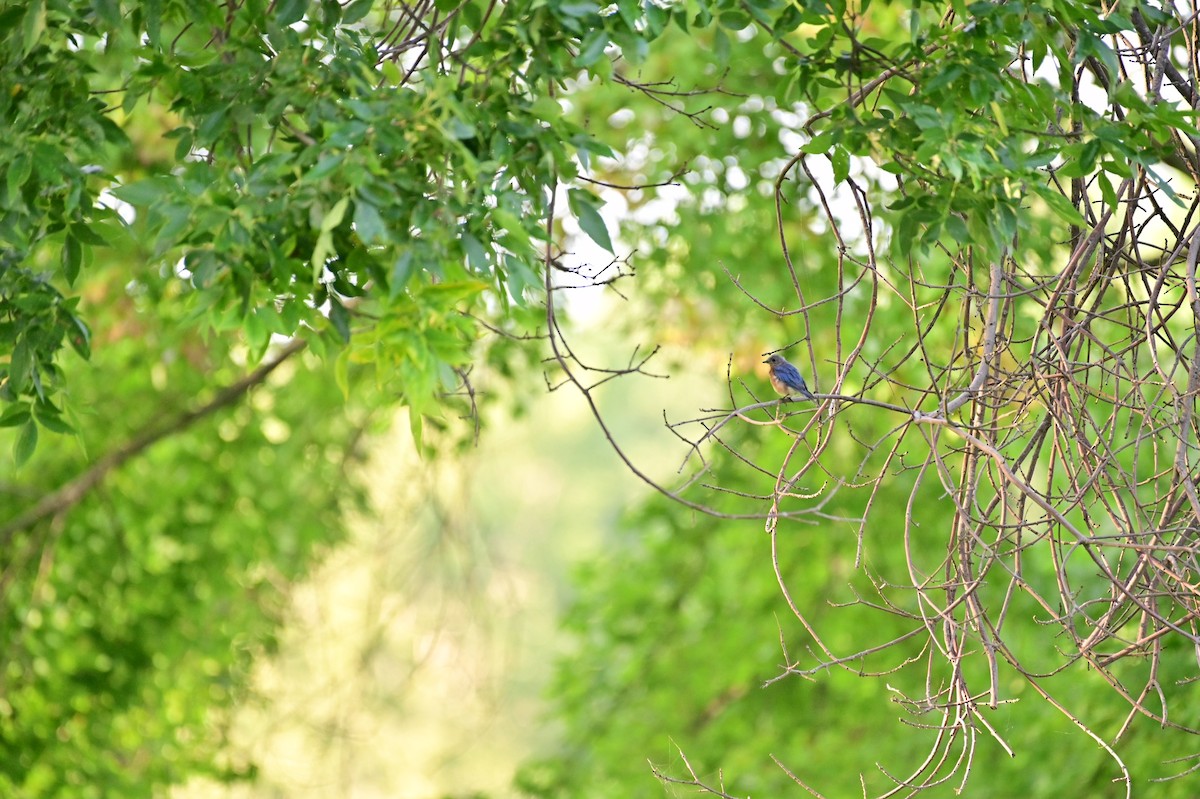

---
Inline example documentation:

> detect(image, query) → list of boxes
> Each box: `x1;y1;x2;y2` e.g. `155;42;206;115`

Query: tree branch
0;338;308;545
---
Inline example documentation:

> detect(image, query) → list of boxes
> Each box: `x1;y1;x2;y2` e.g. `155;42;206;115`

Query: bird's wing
778;362;805;387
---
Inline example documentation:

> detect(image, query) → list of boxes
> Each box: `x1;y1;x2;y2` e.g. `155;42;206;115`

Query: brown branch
0;338;308;545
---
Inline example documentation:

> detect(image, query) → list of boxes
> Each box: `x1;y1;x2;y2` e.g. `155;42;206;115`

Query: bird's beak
761;358;770;364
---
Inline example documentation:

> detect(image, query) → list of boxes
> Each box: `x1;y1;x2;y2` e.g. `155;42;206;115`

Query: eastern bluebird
763;354;815;401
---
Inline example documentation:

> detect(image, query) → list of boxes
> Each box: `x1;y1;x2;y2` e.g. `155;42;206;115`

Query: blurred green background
5;1;1200;797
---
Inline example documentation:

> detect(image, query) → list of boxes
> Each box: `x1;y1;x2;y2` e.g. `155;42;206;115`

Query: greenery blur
3;0;1200;797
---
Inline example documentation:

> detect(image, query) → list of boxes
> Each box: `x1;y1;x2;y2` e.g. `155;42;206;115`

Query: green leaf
449;118;476;140
390;250;416;298
7;151;31;198
461;233;489;271
558;1;599;17
312;231;334;283
20;0;45;58
1144;165;1184;206
32;401;73;434
713;26;730;65
568;189;615;253
9;337;31;395
831;147;850;184
70;222;109;246
0;403;30;428
93;0;122;28
994;202;1018;249
1096;171;1117;210
14;419;37;465
530;96;564;123
333;349;351;398
353;199;387;245
492;208;531;251
311;197;350;280
275;0;308;25
343;0;373;23
504;255;539;305
420;280;488;308
800;130;837;154
321;196;350;233
409;410;424;457
62;233;82;285
329;299;351;343
576;30;610;67
305;152;345;181
143;0;162;45
110;177;175;206
69;314;92;359
945;214;969;244
1036;187;1085;226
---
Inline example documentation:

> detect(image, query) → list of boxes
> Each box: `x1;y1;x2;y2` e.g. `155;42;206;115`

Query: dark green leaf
143;0;162;45
461;233;489;271
391;250;416;297
9;338;31;394
62;233;82;285
0;403;30;428
68;314;92;359
945;214;969;243
568;189;615;253
70;222;109;246
329;299;351;342
14;419;37;465
343;0;373;23
32;401;73;434
275;0;308;26
93;0;122;28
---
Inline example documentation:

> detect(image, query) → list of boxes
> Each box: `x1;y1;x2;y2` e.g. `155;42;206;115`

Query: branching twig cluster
542;5;1200;798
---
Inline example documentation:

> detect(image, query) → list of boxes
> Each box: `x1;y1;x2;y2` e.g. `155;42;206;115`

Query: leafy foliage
6;0;1200;796
0;0;679;794
0;0;649;453
0;261;376;796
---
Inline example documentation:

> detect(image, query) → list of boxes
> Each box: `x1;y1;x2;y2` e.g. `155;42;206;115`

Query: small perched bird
763;353;815;401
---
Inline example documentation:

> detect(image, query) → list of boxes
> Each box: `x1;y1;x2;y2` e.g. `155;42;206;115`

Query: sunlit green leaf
109;177;176;206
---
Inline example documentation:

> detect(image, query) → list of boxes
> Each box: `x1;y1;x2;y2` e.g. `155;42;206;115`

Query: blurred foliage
3;0;1200;796
0;0;685;790
521;428;1200;798
0;259;381;796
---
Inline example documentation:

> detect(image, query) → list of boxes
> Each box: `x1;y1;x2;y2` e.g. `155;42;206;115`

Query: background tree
4;0;1200;797
521;1;1200;798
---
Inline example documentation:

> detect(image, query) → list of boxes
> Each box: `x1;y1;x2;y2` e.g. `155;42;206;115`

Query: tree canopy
4;0;1200;796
